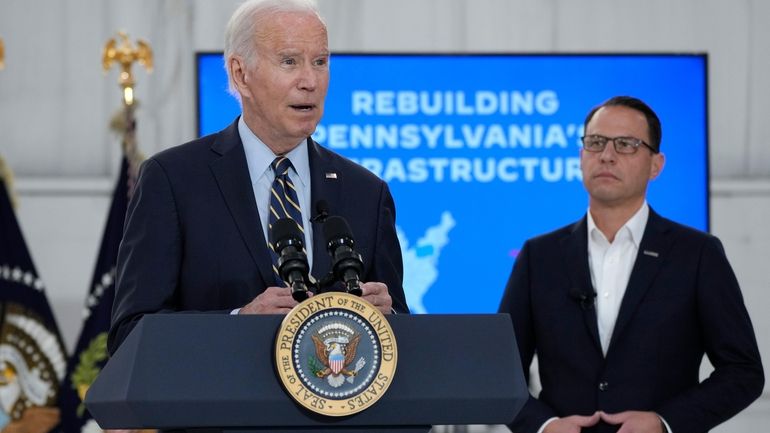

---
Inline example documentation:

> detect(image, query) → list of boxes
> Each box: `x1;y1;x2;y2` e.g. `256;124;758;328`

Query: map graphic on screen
197;53;708;314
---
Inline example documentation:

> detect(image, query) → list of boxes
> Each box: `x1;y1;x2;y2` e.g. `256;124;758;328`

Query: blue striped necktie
268;156;304;285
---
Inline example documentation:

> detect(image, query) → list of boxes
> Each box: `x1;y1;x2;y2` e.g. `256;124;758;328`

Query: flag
57;157;133;433
0;164;67;432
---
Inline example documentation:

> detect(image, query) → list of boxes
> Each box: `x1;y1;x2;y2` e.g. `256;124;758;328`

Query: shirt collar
587;201;649;248
238;117;311;188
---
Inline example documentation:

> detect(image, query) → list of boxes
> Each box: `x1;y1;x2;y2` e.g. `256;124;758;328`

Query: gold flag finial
102;32;153;106
0;37;5;70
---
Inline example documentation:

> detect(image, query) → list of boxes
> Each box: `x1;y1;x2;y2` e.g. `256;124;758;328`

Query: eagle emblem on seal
310;323;366;388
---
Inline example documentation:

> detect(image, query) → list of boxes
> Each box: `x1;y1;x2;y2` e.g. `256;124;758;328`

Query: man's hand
360;282;393;314
600;411;664;433
239;286;301;314
543;412;600;433
2;407;60;433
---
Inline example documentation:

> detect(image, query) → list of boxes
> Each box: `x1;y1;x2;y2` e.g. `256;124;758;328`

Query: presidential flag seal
275;292;397;416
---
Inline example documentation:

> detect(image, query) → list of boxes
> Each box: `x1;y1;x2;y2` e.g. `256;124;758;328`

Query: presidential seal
275;292;397;416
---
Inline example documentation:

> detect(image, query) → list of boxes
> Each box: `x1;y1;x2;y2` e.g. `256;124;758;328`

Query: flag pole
0;35;5;70
102;31;152;190
0;155;16;210
57;33;155;433
0;36;15;209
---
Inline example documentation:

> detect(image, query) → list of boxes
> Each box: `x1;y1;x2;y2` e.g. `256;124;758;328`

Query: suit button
598;381;609;391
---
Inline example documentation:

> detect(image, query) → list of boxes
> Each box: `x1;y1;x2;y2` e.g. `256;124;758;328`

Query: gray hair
224;0;326;97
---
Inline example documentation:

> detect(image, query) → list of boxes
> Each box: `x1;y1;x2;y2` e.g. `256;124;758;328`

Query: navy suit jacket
499;209;763;433
108;120;407;354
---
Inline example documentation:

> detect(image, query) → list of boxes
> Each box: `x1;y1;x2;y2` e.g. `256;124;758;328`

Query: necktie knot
272;156;293;177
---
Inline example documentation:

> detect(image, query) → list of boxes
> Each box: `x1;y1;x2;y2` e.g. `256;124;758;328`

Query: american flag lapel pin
325;172;338;179
643;250;659;258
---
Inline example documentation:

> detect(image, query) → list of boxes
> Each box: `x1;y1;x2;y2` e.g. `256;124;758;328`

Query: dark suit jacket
108;120;407;355
499;209;763;433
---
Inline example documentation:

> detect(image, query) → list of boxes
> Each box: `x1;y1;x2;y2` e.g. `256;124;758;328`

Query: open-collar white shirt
587;201;649;356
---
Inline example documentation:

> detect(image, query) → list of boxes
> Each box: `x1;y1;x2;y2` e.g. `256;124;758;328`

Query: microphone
322;216;364;297
270;218;312;302
310;200;330;223
569;287;596;311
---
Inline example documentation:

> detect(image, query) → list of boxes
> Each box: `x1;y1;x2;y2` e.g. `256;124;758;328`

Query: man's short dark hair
583;96;662;153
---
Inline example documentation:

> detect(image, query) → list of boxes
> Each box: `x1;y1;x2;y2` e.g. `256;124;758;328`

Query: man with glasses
499;96;763;433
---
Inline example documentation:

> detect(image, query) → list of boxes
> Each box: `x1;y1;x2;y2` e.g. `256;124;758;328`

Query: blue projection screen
196;53;708;314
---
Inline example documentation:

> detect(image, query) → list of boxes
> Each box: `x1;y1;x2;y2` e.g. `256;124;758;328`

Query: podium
86;314;527;432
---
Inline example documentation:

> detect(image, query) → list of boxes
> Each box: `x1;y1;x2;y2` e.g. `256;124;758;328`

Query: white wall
710;182;770;431
2;0;769;430
2;0;769;178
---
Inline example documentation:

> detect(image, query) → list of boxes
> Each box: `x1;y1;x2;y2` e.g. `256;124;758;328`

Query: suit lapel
307;138;341;281
208;120;274;288
608;209;673;351
561;217;603;354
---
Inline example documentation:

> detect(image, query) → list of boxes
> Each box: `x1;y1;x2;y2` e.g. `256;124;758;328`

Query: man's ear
650;152;665;180
229;56;250;97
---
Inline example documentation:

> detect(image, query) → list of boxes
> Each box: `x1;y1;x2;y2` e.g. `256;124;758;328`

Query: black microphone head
316;200;329;216
322;216;354;244
271;218;304;251
568;287;595;310
568;287;584;301
310;200;330;223
321;215;363;297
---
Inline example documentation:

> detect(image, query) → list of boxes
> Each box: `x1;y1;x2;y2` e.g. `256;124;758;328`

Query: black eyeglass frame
581;134;659;154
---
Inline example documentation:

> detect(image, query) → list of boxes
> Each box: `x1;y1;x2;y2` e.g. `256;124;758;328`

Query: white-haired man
109;0;408;354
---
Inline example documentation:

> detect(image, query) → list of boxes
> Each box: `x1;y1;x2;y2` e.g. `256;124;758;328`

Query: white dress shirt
587;202;648;355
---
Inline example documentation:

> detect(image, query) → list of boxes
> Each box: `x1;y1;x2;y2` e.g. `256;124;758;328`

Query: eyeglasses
581;135;658;154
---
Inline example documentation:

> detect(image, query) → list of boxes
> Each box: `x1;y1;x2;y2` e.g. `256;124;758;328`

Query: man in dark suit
499;96;763;433
108;0;408;355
